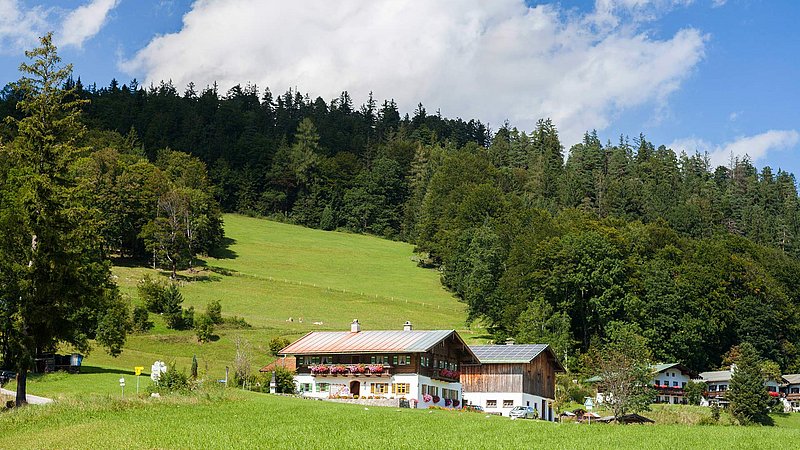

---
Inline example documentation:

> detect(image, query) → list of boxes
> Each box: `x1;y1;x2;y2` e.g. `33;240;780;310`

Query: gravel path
1;387;54;405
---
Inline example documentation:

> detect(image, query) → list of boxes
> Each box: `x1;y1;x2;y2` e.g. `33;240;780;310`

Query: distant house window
317;383;329;392
299;383;312;392
321;356;331;364
503;400;514;408
719;385;727;391
371;383;389;394
682;382;686;388
673;397;679;404
486;400;497;408
655;379;661;386
312;356;320;365
768;386;777;392
394;383;410;394
673;381;678;387
791;388;799;394
709;385;717;391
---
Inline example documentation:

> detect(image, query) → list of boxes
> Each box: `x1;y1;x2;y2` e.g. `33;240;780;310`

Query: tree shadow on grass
79;365;136;376
209;237;238;260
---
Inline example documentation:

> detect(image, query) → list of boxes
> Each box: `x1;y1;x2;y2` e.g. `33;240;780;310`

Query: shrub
269;337;292;356
131;305;154;332
191;355;198;379
195;313;215;343
154;365;190;393
684;380;706;406
181;306;195;330
138;274;167;313
206;300;223;324
221;316;251;329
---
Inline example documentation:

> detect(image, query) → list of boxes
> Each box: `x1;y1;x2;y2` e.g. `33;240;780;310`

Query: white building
279;320;479;408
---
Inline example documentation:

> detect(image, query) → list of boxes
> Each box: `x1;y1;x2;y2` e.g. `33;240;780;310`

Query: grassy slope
1;393;798;450
60;214;472;384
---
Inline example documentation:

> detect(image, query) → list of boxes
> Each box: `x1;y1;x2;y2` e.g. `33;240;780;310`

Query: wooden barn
461;343;564;420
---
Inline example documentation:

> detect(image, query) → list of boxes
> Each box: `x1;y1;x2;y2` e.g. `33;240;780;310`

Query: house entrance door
350;380;360;397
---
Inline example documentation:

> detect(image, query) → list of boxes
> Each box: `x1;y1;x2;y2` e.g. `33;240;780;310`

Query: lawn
1;391;798;449
58;214;474;387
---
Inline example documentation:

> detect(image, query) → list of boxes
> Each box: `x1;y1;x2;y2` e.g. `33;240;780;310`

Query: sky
0;0;798;176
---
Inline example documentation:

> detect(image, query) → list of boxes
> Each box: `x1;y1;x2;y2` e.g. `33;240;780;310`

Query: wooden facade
461;346;561;398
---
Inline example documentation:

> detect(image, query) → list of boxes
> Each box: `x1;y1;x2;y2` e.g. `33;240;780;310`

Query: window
424;385;439;396
311;356;320;365
371;383;389;394
486;400;497;408
709;385;717;392
682;382;686;388
503;400;514;408
394;383;410;394
321;356;331;364
317;383;329;392
672;397;679;404
673;381;678;387
399;355;410;365
370;355;388;365
719;385;727;391
393;355;398;366
442;388;458;400
791;387;799;394
299;383;312;392
655;379;661;386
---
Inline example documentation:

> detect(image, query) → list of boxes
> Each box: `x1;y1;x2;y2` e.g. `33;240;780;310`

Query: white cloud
0;0;49;53
59;0;120;49
123;0;706;147
711;0;727;8
670;130;800;168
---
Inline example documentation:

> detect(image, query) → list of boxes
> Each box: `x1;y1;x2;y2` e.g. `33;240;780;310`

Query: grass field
49;214;472;386
1;391;798;449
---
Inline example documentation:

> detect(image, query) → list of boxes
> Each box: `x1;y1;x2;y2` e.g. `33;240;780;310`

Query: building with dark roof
461;343;565;420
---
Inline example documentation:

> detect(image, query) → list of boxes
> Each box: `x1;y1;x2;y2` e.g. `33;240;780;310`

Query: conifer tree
728;342;773;425
0;34;127;406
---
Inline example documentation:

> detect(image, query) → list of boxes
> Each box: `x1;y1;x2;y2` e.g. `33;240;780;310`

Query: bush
685;380;706;406
154;365;190;393
162;283;185;329
181;306;195;330
206;300;223;324
138;274;167;313
221;316;251;329
131;305;154;332
195;313;215;343
269;337;292;356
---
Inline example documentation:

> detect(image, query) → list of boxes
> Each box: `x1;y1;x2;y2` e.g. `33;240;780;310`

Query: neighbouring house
697;366;781;407
460;343;564;420
590;363;693;406
781;374;800;411
278;320;479;408
651;363;692;405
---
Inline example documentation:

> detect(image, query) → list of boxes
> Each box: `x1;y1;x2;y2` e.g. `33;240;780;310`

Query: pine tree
0;34;127;406
728;342;772;425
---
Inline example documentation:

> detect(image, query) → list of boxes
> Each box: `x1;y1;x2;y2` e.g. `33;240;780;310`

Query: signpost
119;377;126;398
134;366;144;394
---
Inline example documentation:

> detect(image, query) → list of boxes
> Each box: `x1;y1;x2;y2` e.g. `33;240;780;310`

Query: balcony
653;384;684;394
432;368;461;382
303;364;391;377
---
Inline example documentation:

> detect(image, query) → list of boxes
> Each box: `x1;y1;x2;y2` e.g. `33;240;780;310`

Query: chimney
403;321;413;331
350;319;361;333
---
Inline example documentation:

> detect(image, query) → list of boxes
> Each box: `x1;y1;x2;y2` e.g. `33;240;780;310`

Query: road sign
135;366;143;376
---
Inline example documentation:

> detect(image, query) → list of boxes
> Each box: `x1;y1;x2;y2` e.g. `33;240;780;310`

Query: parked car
0;370;16;385
509;406;538;419
465;404;484;412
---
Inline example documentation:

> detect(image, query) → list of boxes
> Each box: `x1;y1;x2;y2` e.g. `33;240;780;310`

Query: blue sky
1;0;798;177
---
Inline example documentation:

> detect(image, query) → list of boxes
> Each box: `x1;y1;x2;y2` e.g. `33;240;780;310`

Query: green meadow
1;391;799;450
58;214;472;383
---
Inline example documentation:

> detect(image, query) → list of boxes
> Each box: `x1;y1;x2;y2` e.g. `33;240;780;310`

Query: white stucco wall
462;392;555;421
293;373;462;408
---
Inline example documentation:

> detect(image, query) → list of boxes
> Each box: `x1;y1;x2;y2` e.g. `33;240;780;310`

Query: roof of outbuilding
468;344;565;372
279;329;474;358
469;344;549;363
699;370;732;383
783;374;800;385
651;363;691;375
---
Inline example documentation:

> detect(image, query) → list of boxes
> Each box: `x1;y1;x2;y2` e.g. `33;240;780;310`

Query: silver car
509;406;537;419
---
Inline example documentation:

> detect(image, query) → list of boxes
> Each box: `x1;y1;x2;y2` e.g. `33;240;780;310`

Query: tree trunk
15;369;27;407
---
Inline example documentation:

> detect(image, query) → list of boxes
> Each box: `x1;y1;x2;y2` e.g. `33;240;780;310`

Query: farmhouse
278;320;479;408
697;366;781;406
781;374;800;411
460;343;564;420
651;363;692;404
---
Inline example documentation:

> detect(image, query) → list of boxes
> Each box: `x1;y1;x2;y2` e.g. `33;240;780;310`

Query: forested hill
2;78;800;374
